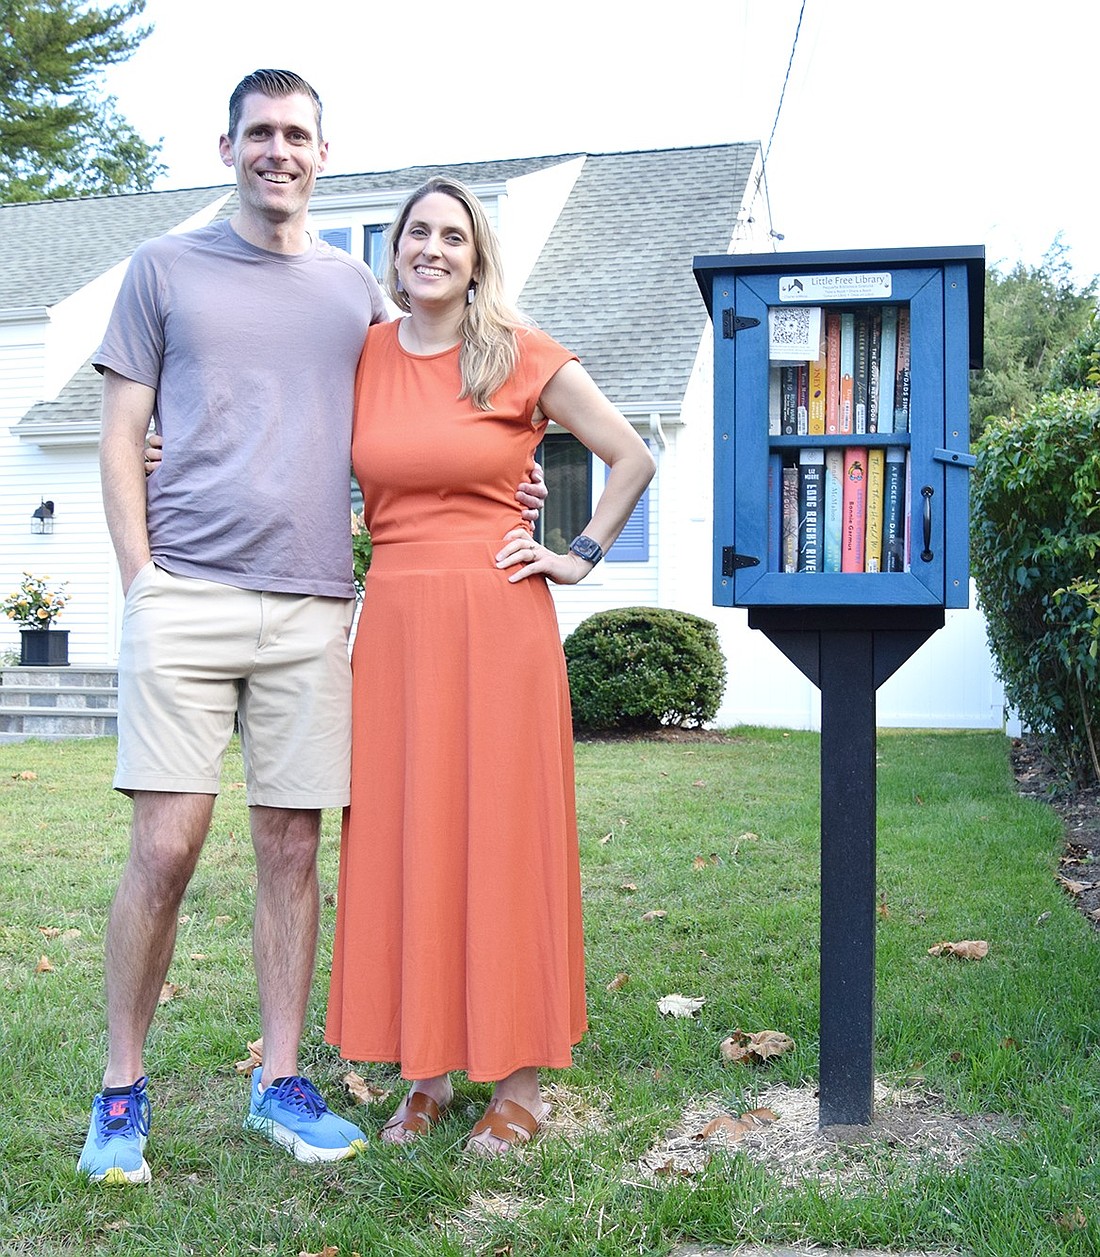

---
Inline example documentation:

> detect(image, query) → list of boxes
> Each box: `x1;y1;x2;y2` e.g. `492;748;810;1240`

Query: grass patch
1;729;1097;1255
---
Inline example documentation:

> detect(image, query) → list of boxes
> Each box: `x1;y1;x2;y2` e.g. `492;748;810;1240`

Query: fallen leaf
737;832;759;842
178;914;192;925
36;955;53;973
1054;1206;1087;1232
698;1108;778;1142
38;926;61;938
878;893;890;920
324;893;336;907
1058;876;1090;896
691;780;706;788
606;972;629;991
618;882;637;893
720;1028;795;1064
928;940;989;959
343;1070;391;1105
229;781;246;790
235;1037;264;1074
13;770;37;781
159;982;182;1003
214;915;231;925
658;993;705;1018
61;928;81;939
1034;911;1051;926
640;909;667;922
299;1248;340;1257
599;832;613;845
189;953;208;961
692;856;708;870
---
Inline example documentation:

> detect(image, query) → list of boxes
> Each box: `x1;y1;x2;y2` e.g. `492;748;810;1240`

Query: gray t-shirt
94;219;388;598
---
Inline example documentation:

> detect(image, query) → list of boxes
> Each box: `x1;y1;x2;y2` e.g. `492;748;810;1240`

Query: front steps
0;666;118;741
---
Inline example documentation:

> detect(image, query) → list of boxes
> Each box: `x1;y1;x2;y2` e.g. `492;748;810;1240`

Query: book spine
823;447;844;573
825;312;840;433
867;308;881;434
839;311;854;434
877;305;897;434
853;310;869;434
781;366;797;435
883;445;907;572
808;357;826;434
768;365;782;436
796;363;809;436
798;448;825;573
894;305;911;432
864;447;885;572
781;463;799;572
841;446;868;572
767;451;782;571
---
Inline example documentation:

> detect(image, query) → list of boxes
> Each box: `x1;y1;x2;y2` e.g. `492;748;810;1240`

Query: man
80;68;544;1184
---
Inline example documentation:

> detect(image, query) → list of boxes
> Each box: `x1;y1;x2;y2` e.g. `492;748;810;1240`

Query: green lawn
1;729;1097;1255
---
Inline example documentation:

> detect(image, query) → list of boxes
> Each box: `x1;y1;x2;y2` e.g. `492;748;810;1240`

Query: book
839;311;854;434
867;308;882;433
864;447;885;571
795;363;810;435
853;309;870;434
825;312;840;433
841;446;868;572
808;356;826;434
768;365;782;436
781;463;799;572
767;451;783;570
798;448;825;573
781;365;797;435
883;446;907;572
823;447;844;572
877;305;898;434
894;305;911;432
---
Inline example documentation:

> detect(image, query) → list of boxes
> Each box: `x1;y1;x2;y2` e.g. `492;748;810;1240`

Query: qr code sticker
770;306;811;346
768;305;822;361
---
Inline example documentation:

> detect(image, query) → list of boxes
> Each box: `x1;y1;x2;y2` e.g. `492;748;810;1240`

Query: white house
0;145;1005;730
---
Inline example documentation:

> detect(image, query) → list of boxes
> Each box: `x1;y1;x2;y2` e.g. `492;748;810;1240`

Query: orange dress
326;320;588;1081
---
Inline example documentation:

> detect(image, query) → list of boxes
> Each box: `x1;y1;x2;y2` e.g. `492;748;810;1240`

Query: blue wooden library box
694;246;984;610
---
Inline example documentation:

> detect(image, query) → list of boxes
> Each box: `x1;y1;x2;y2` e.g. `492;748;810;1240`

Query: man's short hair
227;69;323;141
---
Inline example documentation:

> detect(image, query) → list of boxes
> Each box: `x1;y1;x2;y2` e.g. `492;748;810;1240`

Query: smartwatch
568;534;604;565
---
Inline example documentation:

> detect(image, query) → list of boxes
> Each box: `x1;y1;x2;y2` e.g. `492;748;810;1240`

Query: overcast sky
102;0;1098;284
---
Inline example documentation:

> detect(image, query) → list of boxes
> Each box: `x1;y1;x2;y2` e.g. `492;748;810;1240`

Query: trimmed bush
564;606;726;731
972;388;1100;785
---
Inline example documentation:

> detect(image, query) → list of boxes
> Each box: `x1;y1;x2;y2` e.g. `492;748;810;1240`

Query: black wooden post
748;606;944;1127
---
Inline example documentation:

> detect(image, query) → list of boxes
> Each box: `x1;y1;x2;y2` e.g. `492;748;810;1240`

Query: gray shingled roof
12;144;755;429
0;185;234;309
517;145;757;404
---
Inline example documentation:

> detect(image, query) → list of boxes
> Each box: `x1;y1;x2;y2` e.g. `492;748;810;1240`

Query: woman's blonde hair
385;176;529;410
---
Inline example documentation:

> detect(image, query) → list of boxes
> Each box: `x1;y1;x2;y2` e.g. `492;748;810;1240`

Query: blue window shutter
319;227;352;253
604;454;650;562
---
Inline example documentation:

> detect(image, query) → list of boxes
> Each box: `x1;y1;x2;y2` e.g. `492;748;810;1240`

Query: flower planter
19;628;69;667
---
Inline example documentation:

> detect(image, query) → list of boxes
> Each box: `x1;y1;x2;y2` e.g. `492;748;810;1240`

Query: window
535;433;652;562
364;225;388;276
319;226;352;254
535;433;591;554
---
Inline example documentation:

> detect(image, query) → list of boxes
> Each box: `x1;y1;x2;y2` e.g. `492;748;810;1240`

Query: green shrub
564;606;726;730
972;388;1100;784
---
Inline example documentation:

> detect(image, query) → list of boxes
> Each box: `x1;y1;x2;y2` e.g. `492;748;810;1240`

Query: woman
325;176;655;1155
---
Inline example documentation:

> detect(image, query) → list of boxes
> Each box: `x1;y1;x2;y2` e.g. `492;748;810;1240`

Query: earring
467;282;477;305
396;276;405;294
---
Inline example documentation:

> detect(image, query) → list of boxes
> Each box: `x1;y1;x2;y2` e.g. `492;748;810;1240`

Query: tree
969;237;1097;439
0;0;164;202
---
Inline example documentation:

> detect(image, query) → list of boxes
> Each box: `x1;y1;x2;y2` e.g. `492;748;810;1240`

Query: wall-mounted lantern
31;500;55;534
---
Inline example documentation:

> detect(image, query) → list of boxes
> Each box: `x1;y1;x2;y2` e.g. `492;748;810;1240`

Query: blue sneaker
243;1074;366;1163
78;1077;151;1185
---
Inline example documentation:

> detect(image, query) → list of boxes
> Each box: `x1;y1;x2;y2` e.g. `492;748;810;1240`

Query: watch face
570;536;602;562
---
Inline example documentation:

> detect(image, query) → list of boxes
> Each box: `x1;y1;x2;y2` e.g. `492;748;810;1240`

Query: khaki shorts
114;564;353;808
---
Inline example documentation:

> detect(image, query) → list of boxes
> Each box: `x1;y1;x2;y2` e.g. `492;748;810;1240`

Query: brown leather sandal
380;1090;446;1141
466;1097;549;1156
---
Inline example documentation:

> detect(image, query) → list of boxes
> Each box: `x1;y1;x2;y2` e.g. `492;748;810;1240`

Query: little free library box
693;245;984;611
